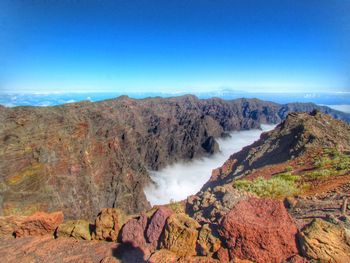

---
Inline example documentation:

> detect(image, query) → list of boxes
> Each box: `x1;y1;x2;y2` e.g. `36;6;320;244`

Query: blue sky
0;0;349;94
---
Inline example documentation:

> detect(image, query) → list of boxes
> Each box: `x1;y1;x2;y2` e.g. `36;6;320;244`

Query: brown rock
148;249;179;263
197;224;221;256
14;211;64;238
215;247;230;262
0;215;26;238
218;197;298;263
94;208;125;241
160;213;200;257
56;220;92;240
146;206;173;249
120;213;148;248
0;235;118;262
298;218;350;262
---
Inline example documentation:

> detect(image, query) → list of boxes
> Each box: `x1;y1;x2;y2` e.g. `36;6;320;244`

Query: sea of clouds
144;124;275;205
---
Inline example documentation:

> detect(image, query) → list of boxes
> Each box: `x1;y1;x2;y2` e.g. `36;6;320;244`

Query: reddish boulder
121;213;148;248
14;211;64;237
218;197;298;263
146;206;173;248
0;215;26;239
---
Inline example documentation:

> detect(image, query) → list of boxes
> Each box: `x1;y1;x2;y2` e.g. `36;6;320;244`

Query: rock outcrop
93;208;126;241
218;197;299;262
120;213;148;248
13;211;63;238
146;206;173;249
160;213;201;257
1;96;348;219
298;218;350;262
56;219;92;240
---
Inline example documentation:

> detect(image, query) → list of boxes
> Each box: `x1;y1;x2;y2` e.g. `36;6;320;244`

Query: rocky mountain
186;110;350;262
0;111;349;263
0;95;349;220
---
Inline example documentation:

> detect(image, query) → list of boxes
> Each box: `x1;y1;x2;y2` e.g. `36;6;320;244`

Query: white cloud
144;124;275;205
326;105;350;113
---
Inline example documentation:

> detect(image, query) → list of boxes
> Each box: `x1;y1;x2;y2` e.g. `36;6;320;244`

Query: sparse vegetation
285;165;294;172
304;169;332;179
234;176;299;198
168;199;185;214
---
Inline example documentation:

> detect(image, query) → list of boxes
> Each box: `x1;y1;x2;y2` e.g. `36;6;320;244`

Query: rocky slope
0;95;349;220
186;110;350;262
0;111;349;262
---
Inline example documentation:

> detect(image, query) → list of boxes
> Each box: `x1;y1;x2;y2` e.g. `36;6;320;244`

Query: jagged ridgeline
0;95;349;220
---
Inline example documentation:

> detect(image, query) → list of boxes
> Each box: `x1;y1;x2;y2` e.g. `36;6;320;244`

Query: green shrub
233;176;299;198
275;172;299;182
285;165;294;172
304;169;332;179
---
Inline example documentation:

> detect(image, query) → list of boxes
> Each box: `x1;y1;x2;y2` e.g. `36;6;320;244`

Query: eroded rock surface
1;96;347;219
298;218;350;262
218;197;298;262
160;213;201;257
93;208;126;242
56;219;92;240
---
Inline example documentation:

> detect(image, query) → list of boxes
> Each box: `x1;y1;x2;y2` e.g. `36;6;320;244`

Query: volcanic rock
298;218;350;262
120;213;148;248
0;235;118;263
148;249;179;263
146;206;173;249
93;208;125;241
0;215;25;239
202;111;350;190
160;213;201;257
56;219;92;240
14;211;64;238
218;197;298;262
1;96;348;219
197;223;221;256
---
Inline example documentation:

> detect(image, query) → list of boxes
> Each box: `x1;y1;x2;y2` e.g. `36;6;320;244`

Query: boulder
197;224;221;256
0;215;26;239
148;249;179;263
218;197;298;263
160;213;200;257
56;220;92;240
14;211;64;237
298;218;350;262
120;213;148;248
146;206;173;249
94;208;125;241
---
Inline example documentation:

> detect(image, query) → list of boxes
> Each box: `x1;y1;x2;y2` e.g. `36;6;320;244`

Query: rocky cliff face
0;95;348;220
0;110;349;263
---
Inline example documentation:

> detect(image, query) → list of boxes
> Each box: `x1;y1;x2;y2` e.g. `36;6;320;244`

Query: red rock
0;235;118;262
121;213;148;248
0;215;26;238
14;211;64;237
215;247;229;262
146;206;173;248
218;197;298;263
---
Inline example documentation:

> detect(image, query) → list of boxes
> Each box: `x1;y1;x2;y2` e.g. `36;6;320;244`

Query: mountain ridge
0;95;349;220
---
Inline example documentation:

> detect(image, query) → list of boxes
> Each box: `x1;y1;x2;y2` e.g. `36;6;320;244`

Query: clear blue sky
0;0;349;93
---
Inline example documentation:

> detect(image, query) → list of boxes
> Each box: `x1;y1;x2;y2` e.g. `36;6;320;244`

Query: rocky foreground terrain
0;95;349;221
0;110;349;262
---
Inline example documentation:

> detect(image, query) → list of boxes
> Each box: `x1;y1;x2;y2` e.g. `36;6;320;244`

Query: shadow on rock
112;242;147;263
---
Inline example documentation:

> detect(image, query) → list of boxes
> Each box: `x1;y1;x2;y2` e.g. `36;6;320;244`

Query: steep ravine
0;95;349;220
